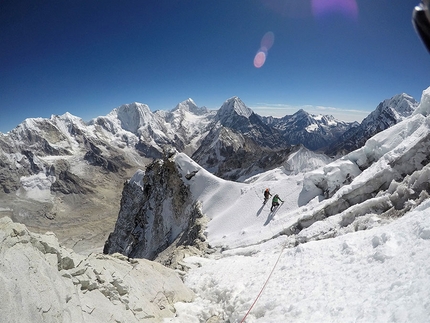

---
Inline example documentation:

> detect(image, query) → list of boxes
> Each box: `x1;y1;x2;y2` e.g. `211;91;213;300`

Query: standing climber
263;188;272;204
271;194;284;211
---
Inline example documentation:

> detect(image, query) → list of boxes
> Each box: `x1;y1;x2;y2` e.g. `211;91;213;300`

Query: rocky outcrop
104;151;207;260
0;216;194;323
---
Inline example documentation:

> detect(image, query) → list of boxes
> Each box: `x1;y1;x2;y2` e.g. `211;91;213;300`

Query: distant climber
271;194;284;211
263;188;272;204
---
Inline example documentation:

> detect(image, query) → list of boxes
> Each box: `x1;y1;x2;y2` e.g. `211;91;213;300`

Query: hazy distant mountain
261;109;358;151
326;93;419;156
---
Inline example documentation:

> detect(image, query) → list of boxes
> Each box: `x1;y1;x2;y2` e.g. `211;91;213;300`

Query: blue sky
1;0;429;133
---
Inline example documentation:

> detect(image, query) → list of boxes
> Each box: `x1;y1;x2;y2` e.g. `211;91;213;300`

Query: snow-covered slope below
174;151;325;249
160;87;430;322
169;199;430;322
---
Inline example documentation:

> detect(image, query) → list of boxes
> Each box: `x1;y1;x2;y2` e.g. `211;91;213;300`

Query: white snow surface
166;88;430;322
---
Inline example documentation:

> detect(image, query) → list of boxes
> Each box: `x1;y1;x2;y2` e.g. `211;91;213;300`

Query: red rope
239;244;286;323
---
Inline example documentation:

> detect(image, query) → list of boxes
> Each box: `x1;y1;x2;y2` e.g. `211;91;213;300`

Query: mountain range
1;87;429;322
0;92;418;251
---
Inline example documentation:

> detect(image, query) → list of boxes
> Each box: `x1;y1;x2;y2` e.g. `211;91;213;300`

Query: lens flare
254;31;274;68
261;0;310;18
261;31;275;51
312;0;358;20
254;51;267;68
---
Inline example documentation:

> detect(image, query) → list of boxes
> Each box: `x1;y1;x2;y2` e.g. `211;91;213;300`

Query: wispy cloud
249;103;369;122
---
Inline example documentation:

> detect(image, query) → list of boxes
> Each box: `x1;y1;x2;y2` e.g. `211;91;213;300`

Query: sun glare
254;31;275;68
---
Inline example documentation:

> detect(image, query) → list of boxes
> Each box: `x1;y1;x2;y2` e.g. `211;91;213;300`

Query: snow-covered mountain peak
283;145;332;175
294;108;309;116
108;102;152;134
379;93;417;116
217;96;253;119
354;93;419;135
50;112;84;125
173;98;198;112
290;109;314;122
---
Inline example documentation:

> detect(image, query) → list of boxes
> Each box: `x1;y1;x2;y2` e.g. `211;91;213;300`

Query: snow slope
169;200;430;323
165;87;430;322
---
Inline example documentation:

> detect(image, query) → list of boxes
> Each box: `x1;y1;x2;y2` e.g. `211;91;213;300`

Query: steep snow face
109;102;154;134
172;98;210;116
93;100;216;157
160;99;216;155
282;146;333;175
105;102;169;144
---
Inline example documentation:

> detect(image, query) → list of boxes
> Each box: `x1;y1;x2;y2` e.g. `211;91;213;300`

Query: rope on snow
239;242;287;323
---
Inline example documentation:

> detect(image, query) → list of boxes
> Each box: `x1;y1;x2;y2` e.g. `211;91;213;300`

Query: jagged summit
326;92;419;155
288;109;314;126
286;109;338;127
107;102;153;134
217;96;254;120
172;98;210;116
173;98;198;112
363;93;418;128
362;92;418;129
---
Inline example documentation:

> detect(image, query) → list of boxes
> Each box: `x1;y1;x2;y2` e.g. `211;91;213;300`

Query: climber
270;194;284;212
263;188;272;204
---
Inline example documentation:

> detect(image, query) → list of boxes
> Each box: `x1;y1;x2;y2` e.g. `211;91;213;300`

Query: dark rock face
50;160;94;194
104;153;204;260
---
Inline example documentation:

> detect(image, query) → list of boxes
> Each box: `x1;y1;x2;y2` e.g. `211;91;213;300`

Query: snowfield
165;88;430;322
169;152;430;322
169;201;430;322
